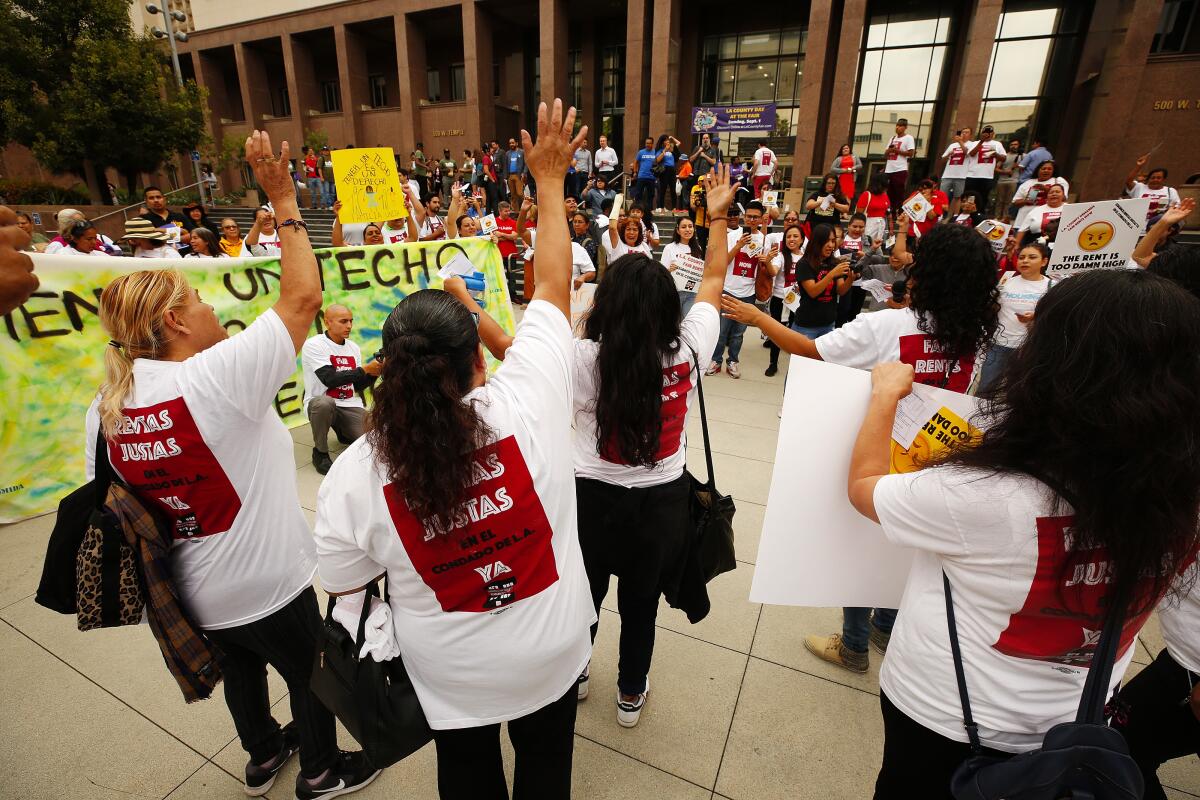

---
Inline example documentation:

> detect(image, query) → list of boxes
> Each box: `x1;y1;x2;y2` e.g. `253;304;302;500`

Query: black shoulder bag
310;579;432;768
943;572;1143;800
688;354;737;582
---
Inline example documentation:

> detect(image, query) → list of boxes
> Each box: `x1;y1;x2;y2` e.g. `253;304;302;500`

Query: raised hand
703;163;735;216
245;131;295;203
0;206;37;315
1162;198;1195;226
522;99;588;184
870;362;914;402
720;294;763;326
1135;153;1149;169
331;200;343;219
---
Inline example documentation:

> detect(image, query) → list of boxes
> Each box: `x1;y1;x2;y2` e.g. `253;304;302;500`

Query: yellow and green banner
0;238;513;523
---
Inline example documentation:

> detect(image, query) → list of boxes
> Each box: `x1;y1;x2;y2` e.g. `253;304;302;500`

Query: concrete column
463;1;496;147
278;35;306;147
1074;0;1164;200
539;0;568;104
793;0;834;184
334;24;366;147
285;35;321;125
820;0;868;174
193;50;235;189
648;0;682;137
234;42;268;127
394;13;426;154
623;0;651;166
950;0;1004;132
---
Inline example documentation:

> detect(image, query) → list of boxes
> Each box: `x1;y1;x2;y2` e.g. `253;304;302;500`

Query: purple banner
691;104;777;134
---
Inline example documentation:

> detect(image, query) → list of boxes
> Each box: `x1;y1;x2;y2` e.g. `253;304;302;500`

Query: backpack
943;573;1143;800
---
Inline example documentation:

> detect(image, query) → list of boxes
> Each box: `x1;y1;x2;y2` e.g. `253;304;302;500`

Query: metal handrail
90;179;210;224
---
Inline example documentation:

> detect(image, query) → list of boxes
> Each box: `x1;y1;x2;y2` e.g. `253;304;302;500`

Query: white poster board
749;357;982;608
1045;198;1148;279
976;219;1011;254
901;193;930;223
669;253;705;293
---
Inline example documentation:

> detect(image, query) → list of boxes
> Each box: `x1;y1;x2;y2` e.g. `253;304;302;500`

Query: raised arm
719;294;821;359
1125;153;1149;191
1133;199;1194;267
694;164;733;310
331;201;346;247
446;185;464;239
443;276;513;360
848;363;914;523
523;99;588;320
245;131;322;352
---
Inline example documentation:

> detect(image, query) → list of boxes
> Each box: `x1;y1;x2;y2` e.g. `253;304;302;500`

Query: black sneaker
765;363;778;377
312;448;333;475
244;722;299;796
294;751;381;800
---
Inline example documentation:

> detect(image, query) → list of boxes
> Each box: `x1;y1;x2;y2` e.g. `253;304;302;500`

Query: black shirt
140;210;189;234
806;192;845;226
793;257;843;328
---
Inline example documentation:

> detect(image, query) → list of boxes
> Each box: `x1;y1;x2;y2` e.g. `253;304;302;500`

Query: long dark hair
583;254;682;466
803;223;836;270
369;290;492;534
780;224;805;284
867;173;888;195
908;224;999;362
937;270;1200;614
672;218;703;258
819;172;845;202
189;226;223;256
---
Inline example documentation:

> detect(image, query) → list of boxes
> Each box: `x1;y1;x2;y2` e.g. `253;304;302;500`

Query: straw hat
123;218;169;242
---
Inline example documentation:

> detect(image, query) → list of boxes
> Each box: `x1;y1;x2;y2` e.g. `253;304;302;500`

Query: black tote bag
688;355;737;581
310;579;432;768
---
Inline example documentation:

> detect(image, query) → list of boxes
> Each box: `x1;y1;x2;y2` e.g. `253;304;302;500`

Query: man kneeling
302;305;381;474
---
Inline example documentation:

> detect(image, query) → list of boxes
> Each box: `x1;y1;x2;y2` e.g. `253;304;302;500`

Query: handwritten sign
331;147;407;224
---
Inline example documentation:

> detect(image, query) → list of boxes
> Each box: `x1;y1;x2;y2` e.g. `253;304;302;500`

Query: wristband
279;218;309;233
708;216;728;224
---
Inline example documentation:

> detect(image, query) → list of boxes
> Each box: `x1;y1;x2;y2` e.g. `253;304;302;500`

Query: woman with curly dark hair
845;269;1200;796
313;100;597;799
720;221;999;672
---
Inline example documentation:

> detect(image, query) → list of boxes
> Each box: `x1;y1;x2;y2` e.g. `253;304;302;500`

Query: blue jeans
978;343;1016;394
323;179;337;205
791;321;835;339
306;178;324;208
842;607;897;654
712;291;755;365
679;291;696;318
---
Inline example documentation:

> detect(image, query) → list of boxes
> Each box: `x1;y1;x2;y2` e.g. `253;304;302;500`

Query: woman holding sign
845;269;1200;796
314;100;595;800
87;132;381;799
661;217;705;315
721;222;999;674
1015;183;1066;249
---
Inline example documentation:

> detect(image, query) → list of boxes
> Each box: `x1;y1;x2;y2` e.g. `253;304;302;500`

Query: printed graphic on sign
993;515;1153;667
479;214;498;235
897;333;975;393
977;219;1012;254
383;436;558;613
326;354;357;400
109;397;242;539
331;148;407;224
1045;198;1149;279
670;253;706;293
762;190;779;207
889;400;981;474
902;194;929;223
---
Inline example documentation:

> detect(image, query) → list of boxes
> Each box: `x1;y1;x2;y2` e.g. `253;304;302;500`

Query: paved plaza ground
1;335;1197;799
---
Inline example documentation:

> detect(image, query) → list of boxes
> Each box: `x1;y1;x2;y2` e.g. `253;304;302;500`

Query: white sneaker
727;361;741;379
616;678;648;728
576;665;590;701
705;361;721;377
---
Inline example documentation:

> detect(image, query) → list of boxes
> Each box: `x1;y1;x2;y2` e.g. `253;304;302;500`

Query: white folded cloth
331;591;402;662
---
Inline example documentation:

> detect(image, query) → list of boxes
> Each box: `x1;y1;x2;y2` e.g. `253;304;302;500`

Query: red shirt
857;191;891;219
495;216;517;258
304;154;319;179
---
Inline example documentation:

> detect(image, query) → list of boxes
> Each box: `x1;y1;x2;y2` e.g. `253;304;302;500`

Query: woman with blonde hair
83;132;380;800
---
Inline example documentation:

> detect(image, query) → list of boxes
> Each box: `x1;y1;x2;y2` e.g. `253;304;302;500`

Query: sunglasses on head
69;219;93;234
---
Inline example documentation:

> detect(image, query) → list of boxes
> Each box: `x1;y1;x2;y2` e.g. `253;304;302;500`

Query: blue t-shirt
508;151;522;173
1019;147;1052;182
656;148;675;169
637;149;657;180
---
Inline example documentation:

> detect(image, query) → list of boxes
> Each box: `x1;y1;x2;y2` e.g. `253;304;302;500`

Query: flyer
1045;198;1149;279
670;253;706;293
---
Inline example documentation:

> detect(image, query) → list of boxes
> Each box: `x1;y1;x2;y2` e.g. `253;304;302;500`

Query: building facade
7;0;1196;202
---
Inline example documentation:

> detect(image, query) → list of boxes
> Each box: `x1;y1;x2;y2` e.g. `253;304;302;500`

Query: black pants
964;177;995;215
1111;648;1200;800
837;286;867;328
655;167;677;211
205;587;338;779
576;474;690;696
432;685;578;800
767;296;792;368
875;691;1010;799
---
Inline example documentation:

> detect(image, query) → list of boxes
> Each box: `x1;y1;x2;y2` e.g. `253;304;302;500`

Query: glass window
601;46;625;112
1152;0;1200;54
776;58;802;105
717;64;735;103
321;80;341;113
426;68;440;103
998;7;1060;38
979;98;1037;142
719;36;737;59
272;86;291;117
735;61;775;102
568;48;583;110
985;39;1051;98
739;31;780;59
368;75;387;108
450;64;466;102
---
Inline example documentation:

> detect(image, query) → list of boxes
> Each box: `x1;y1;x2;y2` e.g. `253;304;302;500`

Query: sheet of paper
902;194;929;223
670;253;706;293
437;252;477;280
852;277;892;304
610;193;624;220
891;388;939;450
1045;198;1150;278
782;285;801;313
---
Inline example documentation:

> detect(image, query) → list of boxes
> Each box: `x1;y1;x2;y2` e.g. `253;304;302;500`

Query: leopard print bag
75;512;144;631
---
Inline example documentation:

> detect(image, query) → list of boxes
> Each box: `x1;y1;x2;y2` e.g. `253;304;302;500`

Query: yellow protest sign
890;403;982;474
331;147;408;223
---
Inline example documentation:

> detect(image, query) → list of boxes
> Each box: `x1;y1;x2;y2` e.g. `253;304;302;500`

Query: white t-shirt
815;306;976;393
314;300;595;730
1019;204;1065;238
419;214;448;241
753;147;777;177
594;146;619;172
135;244;182;259
340;223;367;246
62;246;111;257
573;303;720;488
1013;177;1070;229
1158;563;1199;673
874;467;1161;752
381;223;409;244
602;235;652;261
940;143;970;179
966;140;1008;180
724;228;768;297
660;241;700;289
84;310;316;629
772;248;806;298
1126;182;1181;225
885;134;916;173
995;273;1051;348
570;241;595;282
301;334;366;414
248;231;280;256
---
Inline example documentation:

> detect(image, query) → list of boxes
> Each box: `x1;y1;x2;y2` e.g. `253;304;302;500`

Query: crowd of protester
2;94;1198;800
